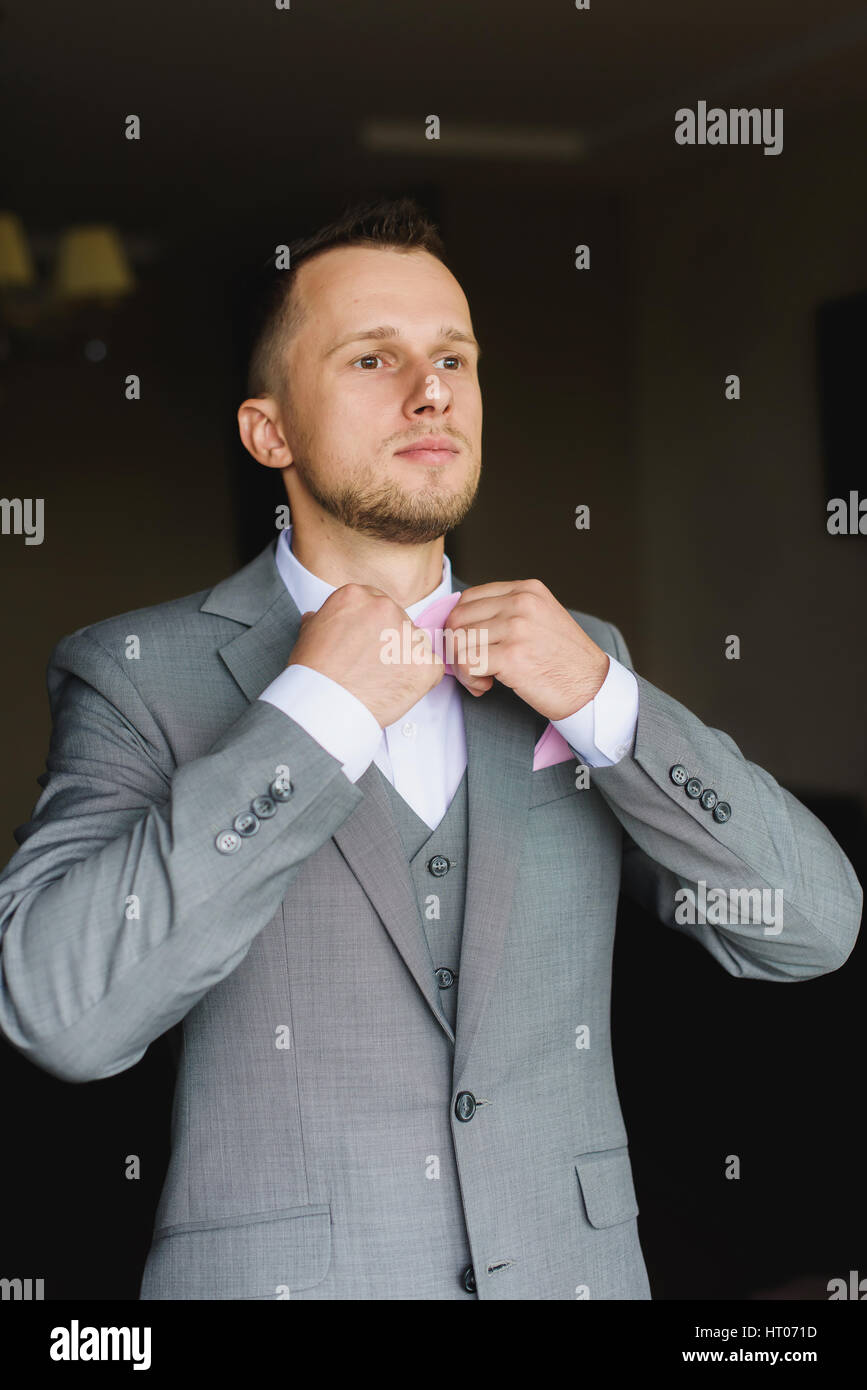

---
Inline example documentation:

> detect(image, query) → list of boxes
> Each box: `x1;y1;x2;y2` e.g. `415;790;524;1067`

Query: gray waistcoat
377;768;468;1032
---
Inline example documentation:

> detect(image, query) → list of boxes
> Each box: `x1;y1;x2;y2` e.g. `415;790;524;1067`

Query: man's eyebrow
323;324;482;360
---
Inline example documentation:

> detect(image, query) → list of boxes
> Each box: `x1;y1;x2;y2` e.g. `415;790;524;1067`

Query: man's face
278;245;483;543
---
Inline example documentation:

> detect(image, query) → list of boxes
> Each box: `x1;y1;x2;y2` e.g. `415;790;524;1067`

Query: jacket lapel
452;673;541;1085
200;538;300;702
199;538;456;1047
330;769;455;1045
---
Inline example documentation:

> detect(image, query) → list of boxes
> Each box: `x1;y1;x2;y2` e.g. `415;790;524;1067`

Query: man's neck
289;521;446;609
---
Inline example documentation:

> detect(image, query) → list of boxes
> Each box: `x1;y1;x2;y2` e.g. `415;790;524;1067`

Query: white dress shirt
259;526;639;830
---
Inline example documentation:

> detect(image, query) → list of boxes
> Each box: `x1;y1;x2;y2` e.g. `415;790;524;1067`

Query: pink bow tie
414;593;574;771
414;592;463;675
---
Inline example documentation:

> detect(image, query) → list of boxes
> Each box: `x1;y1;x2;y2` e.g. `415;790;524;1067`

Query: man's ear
237;396;292;469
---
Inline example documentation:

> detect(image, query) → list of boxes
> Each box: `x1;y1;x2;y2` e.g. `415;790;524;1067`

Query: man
0;198;861;1301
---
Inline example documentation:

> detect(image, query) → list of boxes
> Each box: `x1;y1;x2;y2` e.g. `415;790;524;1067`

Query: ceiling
2;1;866;237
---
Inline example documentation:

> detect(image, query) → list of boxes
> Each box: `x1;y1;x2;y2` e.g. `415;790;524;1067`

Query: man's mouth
395;437;460;463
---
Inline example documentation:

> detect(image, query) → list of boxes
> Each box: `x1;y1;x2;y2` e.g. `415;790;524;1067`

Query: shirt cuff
258;665;383;783
552;656;639;767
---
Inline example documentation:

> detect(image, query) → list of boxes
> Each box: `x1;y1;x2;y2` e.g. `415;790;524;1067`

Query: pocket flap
530;759;578;808
574;1148;639;1228
144;1204;332;1299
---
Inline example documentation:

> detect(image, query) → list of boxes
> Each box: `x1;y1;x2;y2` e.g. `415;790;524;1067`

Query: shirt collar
275;524;453;620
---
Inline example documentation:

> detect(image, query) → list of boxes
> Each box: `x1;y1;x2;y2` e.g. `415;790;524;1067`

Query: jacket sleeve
0;629;364;1083
593;622;862;980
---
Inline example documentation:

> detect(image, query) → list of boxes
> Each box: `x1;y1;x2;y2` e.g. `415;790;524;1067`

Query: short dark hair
246;196;449;406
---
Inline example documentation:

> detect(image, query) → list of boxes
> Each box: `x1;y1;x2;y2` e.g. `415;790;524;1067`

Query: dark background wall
0;1;864;1300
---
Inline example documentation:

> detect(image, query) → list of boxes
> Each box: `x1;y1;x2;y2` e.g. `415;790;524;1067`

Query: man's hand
443;579;610;721
287;583;444;729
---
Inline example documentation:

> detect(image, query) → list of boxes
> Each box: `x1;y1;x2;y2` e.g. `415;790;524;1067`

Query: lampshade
0;212;37;289
54;224;135;300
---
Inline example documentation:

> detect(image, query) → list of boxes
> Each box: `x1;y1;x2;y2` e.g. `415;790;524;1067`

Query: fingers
452;581;523;604
456;672;494;697
446;591;535;628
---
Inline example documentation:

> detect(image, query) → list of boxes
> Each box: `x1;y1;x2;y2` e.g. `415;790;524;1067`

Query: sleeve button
234;811;260;837
270;776;294;802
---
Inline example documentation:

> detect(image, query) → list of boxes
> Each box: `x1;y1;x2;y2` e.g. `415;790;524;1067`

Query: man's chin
344;506;469;544
294;460;480;543
368;479;480;542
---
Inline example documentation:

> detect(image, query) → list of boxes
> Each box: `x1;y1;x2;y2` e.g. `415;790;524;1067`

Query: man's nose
409;367;452;413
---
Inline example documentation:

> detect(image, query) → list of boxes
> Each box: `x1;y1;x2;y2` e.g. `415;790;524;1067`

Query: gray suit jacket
0;538;861;1299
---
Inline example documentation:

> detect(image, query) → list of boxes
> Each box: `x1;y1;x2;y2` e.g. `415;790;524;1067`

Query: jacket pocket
143;1204;332;1299
529;760;578;808
573;1147;639;1228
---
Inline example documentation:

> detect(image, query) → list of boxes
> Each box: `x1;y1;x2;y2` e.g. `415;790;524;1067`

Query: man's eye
351;353;466;370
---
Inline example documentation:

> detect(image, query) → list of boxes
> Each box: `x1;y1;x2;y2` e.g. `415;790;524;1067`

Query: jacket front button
455;1091;476;1122
435;966;457;989
215;830;241;855
669;764;688;786
428;855;450;877
462;1264;476;1293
